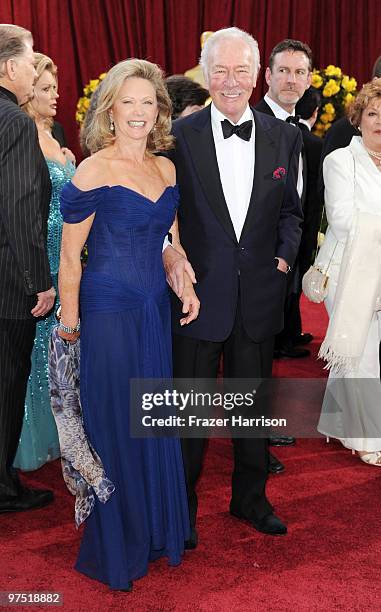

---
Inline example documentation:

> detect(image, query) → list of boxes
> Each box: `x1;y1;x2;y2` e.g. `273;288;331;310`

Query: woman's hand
57;327;80;343
179;273;200;325
61;147;76;165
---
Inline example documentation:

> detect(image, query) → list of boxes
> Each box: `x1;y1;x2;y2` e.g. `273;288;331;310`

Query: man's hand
275;257;290;274
180;275;200;325
31;287;56;317
163;245;196;297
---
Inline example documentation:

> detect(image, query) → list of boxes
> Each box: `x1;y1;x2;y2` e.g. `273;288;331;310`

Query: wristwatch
59;320;80;334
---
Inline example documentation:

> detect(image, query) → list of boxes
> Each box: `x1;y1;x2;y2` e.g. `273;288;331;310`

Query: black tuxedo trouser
173;302;273;528
0;318;36;498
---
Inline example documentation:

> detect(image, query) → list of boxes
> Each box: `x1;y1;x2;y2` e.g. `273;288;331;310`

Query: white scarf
319;210;381;374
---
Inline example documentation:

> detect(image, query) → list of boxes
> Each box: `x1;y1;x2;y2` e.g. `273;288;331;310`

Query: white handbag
302;216;338;304
302;263;330;303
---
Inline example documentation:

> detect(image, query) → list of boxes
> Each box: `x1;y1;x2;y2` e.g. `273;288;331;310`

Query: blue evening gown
14;158;75;471
60;182;189;589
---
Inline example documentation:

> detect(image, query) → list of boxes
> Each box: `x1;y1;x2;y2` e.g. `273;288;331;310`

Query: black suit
169;106;302;526
255;97;322;344
321;116;358;162
0;86;51;498
298;124;323;280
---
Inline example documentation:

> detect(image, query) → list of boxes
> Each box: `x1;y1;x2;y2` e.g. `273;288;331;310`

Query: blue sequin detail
13;158;75;471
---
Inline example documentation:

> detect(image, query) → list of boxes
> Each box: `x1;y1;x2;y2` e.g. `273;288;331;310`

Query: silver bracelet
58;320;80;334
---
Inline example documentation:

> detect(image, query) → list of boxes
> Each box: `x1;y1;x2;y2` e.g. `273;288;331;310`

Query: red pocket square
272;167;286;180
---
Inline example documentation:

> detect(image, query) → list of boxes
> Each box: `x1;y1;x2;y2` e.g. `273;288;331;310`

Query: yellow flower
323;103;335;115
320;113;331;123
311;72;323;88
341;75;357;92
314;129;324;139
323;79;340;97
317;232;325;246
325;65;342;78
76;71;108;125
324;122;332;131
325;64;338;76
344;92;354;105
89;79;100;91
322;86;332;97
313;121;325;138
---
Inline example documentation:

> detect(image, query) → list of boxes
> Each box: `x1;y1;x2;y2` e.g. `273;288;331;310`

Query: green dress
14;158;75;471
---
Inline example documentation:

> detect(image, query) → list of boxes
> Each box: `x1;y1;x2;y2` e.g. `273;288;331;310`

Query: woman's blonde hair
23;52;57;128
348;77;381;128
85;58;174;154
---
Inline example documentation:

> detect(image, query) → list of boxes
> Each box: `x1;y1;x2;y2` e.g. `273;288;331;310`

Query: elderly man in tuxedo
163;27;303;546
0;24;55;512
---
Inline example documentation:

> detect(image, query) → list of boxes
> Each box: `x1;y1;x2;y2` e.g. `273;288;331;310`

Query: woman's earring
109;115;115;132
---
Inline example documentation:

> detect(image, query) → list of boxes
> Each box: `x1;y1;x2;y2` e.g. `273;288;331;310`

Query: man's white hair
200;27;260;83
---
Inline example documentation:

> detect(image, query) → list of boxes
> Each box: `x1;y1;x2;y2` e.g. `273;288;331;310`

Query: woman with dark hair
165;74;209;119
58;59;199;590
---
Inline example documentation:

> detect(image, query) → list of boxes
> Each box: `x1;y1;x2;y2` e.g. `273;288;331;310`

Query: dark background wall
1;0;380;154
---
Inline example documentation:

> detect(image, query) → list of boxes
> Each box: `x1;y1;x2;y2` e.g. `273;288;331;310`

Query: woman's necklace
364;146;381;167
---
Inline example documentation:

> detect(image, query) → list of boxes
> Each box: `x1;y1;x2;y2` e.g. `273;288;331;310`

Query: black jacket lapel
181;106;237;243
240;109;280;240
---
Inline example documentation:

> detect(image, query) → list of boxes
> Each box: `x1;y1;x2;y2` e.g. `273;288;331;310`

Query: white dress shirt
299;118;311;131
264;94;304;198
211;103;255;240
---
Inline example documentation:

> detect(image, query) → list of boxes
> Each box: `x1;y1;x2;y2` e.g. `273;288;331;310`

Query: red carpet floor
2;298;381;611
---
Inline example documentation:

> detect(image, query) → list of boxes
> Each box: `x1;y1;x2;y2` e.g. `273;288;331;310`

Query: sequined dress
14;158;75;471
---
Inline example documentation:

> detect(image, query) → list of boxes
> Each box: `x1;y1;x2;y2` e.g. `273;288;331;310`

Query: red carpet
2;298;381;611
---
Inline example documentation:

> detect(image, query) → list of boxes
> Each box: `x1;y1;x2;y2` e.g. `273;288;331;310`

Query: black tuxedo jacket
169;105;303;343
0;86;52;319
297;123;323;276
255;98;323;275
321;116;358;162
254;97;308;205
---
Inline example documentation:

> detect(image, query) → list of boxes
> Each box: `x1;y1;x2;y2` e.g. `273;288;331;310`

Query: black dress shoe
293;332;313;346
274;345;310;359
269;435;296;446
0;487;53;513
230;509;287;535
184;527;198;550
268;452;285;474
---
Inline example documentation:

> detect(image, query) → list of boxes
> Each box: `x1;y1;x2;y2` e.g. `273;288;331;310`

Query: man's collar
299;118;311;131
0;85;18;105
264;93;294;121
211;103;254;140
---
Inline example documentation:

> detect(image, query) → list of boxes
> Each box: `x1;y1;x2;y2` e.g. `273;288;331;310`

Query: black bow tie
286;115;301;126
221;119;253;141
